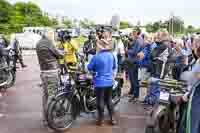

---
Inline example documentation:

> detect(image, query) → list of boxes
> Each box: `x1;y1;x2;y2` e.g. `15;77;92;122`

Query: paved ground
0;53;147;133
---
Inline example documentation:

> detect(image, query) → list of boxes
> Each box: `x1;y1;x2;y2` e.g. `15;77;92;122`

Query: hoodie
87;50;117;88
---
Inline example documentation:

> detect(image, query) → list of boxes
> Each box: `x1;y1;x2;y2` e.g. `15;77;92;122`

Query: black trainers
22;64;27;68
108;119;117;126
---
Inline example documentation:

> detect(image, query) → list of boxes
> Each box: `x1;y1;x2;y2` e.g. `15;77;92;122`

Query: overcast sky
9;0;200;27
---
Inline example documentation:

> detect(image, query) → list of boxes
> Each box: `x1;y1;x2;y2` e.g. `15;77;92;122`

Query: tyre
151;108;171;133
145;104;172;133
145;126;154;133
47;94;74;132
84;89;97;113
5;70;16;88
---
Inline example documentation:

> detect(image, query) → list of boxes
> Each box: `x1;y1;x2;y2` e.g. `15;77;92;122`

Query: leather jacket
36;37;64;71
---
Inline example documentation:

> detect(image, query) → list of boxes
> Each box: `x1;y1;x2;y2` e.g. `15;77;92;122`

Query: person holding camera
125;27;143;103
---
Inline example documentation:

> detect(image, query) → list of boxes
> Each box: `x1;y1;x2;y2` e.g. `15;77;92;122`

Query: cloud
9;0;200;27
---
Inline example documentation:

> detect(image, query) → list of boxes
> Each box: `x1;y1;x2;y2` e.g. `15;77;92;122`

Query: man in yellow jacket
63;33;78;66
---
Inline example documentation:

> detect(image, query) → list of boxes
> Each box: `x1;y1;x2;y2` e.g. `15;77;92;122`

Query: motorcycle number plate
159;91;170;101
61;75;69;82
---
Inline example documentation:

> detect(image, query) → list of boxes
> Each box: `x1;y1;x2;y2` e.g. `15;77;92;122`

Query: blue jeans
128;64;139;98
191;86;200;133
144;75;160;105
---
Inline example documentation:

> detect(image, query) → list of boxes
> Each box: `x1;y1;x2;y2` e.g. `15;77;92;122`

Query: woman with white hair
171;38;189;80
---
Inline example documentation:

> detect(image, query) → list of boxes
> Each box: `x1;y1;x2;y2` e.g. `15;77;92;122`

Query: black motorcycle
0;47;16;89
46;69;123;132
142;78;187;133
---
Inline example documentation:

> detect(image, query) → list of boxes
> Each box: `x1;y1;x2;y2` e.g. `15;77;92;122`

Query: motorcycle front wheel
47;95;74;132
145;107;171;133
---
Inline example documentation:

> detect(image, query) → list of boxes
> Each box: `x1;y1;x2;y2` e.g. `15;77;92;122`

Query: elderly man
172;39;189;80
143;31;170;105
36;31;64;126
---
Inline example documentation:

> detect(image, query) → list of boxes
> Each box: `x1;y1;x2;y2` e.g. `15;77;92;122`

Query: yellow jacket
56;42;65;64
64;40;78;64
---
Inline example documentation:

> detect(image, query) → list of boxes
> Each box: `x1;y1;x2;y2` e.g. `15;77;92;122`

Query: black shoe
96;119;104;126
22;64;27;68
108;119;117;126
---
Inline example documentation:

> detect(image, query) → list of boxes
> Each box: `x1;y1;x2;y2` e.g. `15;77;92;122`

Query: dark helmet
63;31;71;41
90;30;95;35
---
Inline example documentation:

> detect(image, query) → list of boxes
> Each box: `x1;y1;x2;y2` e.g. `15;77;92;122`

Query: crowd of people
0;26;197;132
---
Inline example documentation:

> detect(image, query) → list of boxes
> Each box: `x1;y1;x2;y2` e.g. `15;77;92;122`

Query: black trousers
14;54;25;67
95;87;114;121
128;63;139;98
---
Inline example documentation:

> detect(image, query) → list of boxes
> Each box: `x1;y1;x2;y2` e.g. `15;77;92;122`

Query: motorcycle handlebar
140;78;188;92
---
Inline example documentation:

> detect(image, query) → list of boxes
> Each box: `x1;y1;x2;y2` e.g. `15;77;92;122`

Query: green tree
0;0;13;23
166;16;184;34
146;23;154;33
145;21;161;33
152;22;160;32
79;18;95;29
185;25;196;34
51;18;58;26
63;18;73;28
120;21;129;29
79;18;89;29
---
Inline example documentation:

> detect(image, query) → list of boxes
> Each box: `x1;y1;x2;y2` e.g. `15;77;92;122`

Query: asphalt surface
0;53;147;133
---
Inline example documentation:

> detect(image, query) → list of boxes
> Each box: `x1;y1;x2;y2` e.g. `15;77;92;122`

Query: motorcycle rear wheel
145;127;154;133
5;70;16;88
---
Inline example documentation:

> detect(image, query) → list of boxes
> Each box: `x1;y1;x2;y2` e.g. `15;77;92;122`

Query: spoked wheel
0;69;16;89
5;70;16;88
47;95;74;132
84;88;97;113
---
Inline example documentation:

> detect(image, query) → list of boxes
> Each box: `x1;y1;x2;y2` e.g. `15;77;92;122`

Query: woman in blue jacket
87;31;117;126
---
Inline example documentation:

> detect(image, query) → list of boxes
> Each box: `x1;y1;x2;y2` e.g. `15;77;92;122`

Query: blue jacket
137;44;151;67
127;38;143;63
87;50;117;88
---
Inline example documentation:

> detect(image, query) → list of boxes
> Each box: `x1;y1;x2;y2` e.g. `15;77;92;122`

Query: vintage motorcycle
0;47;16;89
46;67;123;132
141;78;188;133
